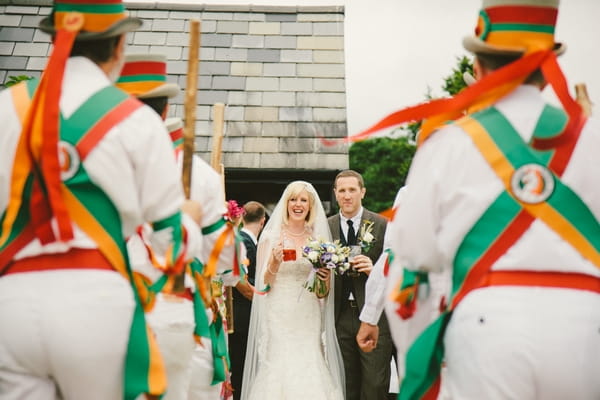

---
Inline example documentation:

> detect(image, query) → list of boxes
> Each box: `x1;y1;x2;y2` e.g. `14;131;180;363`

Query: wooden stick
209;103;235;333
174;19;201;293
575;83;593;117
181;19;201;199
210;103;225;172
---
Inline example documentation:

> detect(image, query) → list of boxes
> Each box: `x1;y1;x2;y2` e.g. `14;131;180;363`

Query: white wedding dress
247;257;343;400
241;181;345;400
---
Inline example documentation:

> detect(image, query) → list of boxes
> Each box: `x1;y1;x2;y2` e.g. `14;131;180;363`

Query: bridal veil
240;181;345;399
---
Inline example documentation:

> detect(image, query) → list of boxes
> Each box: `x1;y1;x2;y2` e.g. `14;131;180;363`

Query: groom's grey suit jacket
328;208;388;328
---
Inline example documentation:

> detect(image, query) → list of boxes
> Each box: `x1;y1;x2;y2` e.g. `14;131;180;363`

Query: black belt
347;299;358;308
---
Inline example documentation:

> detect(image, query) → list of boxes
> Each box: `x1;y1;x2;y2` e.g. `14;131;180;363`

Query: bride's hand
271;241;283;266
266;242;283;282
316;267;331;281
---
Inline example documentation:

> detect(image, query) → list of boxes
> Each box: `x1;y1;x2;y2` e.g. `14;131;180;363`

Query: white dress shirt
339;207;363;243
0;56;201;261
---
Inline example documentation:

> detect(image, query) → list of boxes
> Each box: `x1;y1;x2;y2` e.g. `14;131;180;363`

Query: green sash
399;105;598;399
1;83;170;399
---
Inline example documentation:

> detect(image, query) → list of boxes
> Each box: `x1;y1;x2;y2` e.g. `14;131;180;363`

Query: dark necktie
343;219;357;300
347;219;357;246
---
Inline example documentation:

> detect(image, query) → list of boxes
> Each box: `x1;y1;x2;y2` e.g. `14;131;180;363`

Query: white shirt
0;56;200;261
383;85;600;389
387;85;600;288
339;207;363;243
241;227;258;246
129;143;239;286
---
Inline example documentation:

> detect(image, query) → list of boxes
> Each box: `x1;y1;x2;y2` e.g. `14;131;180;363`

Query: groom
328;170;393;400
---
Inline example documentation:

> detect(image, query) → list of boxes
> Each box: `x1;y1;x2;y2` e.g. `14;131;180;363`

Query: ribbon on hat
55;1;125;32
476;5;558;53
0;12;84;247
321;49;583;152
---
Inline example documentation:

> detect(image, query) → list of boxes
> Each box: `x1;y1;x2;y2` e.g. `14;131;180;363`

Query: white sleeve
359;250;388;324
88;105;201;264
360;187;407;324
125;107;185;225
188;155;236;277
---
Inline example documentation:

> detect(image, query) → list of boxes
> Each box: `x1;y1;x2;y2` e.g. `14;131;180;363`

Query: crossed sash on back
397;103;600;399
0;79;173;400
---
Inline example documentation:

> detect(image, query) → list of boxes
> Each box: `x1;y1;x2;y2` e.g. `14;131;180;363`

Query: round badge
58;141;80;181
510;163;554;204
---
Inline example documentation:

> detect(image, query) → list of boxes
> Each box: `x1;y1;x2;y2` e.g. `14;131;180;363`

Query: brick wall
0;0;349;173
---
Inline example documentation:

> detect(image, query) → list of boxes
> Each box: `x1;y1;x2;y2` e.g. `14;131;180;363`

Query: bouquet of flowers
358;220;376;253
302;237;351;296
225;199;245;225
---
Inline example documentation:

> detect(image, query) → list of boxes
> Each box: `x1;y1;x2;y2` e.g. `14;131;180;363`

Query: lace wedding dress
242;181;344;400
246;257;343;400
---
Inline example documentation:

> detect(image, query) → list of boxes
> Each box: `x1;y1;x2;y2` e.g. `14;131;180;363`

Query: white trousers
385;269;450;387
444;286;600;400
0;270;135;400
188;337;221;400
146;293;195;400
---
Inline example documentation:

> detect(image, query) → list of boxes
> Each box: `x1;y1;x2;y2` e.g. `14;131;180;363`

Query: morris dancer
116;53;241;400
380;1;600;398
0;2;202;399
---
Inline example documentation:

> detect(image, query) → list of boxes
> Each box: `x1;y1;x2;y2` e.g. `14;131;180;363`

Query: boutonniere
358;220;375;253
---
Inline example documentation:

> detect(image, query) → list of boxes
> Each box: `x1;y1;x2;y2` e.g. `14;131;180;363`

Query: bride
241;181;345;400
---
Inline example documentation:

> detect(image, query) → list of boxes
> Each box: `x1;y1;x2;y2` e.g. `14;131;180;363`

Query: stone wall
0;0;349;175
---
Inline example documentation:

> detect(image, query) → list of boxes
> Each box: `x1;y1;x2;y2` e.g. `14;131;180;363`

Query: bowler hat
463;0;565;56
165;117;184;148
39;0;141;41
116;54;180;99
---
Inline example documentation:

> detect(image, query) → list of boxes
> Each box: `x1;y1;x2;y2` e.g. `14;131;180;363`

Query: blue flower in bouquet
302;238;351;294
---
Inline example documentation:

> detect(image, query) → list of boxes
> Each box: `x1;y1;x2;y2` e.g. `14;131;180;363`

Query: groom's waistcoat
328;209;387;325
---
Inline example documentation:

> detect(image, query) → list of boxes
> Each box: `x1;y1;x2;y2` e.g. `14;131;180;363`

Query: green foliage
443;55;474;96
349;56;473;210
3;75;34;88
349;136;416;212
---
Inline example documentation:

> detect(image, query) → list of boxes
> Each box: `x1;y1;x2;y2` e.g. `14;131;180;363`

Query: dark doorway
224;168;340;216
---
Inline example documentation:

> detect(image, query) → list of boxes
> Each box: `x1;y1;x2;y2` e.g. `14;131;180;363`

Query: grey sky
131;0;600;135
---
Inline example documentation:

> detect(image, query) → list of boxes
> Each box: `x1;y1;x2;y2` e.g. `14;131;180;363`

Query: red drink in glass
282;248;296;261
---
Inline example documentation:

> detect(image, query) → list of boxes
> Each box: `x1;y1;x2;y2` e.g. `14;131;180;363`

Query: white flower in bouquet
307;250;320;262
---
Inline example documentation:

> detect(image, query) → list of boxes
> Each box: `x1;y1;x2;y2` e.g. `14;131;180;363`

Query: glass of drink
282;237;296;261
347;245;361;277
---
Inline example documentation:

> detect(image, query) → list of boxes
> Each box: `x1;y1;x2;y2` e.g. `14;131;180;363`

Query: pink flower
226;200;245;221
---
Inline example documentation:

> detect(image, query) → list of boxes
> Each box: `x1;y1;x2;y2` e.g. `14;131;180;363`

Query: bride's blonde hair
281;181;316;227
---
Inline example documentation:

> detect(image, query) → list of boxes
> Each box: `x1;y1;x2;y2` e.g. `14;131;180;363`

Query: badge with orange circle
58;141;80;181
510;163;555;204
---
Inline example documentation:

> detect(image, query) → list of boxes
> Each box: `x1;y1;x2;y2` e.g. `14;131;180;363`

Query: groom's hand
235;280;254;301
351;255;373;275
356;321;379;353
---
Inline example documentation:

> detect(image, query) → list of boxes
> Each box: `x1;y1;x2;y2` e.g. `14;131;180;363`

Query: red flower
226;200;245;221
